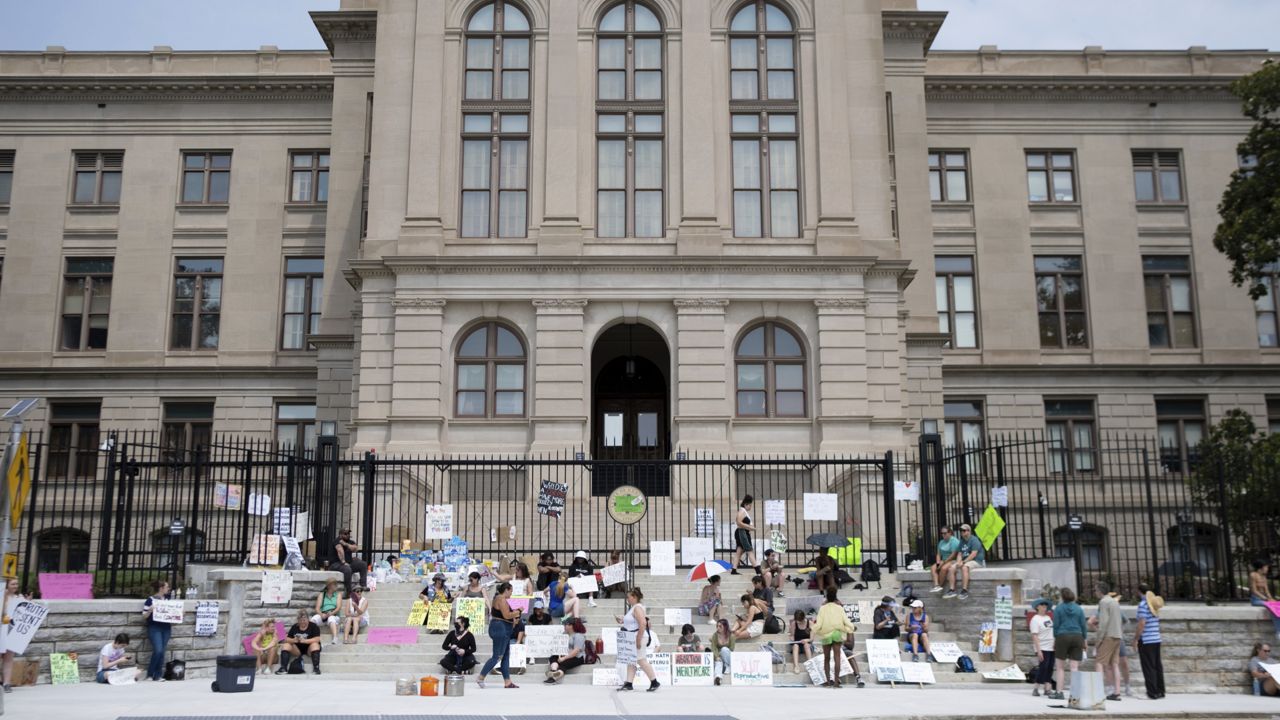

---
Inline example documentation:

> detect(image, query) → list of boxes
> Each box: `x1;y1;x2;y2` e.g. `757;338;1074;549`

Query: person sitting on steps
943;524;984;600
790;609;814;674
330;529;368;595
342;586;370;644
567;551;599;608
905;600;932;662
440;616;477;674
929;526;960;594
544;618;589;684
761;549;785;597
872;595;901;640
678;623;701;653
697;575;723;624
710;619;735;686
277;610;323;675
311;579;343;646
732;593;768;640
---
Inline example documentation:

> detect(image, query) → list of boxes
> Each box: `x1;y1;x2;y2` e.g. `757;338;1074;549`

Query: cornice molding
532;299;589;310
310;11;378;55
0;75;333;103
306;333;356;350
673;298;730;313
372;256;896;277
391;297;447;310
924;75;1237;102
813;298;867;310
882;10;947;51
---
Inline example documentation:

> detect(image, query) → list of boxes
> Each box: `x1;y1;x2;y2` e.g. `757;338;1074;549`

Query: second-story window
1256;264;1280;348
181;151;232;204
1143;255;1196;349
1026;150;1075;202
928;150;969;202
281;258;323;350
171;258;223;350
72;151;123;205
1035;255;1088;348
935;255;978;349
60;258;113;351
0;150;13;204
1132;150;1183;203
289;151;329;203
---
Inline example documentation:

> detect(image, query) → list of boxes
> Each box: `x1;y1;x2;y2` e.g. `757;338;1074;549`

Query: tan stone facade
0;0;1276;460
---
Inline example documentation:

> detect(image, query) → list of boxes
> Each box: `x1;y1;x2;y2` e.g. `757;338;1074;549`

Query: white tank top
622;603;644;632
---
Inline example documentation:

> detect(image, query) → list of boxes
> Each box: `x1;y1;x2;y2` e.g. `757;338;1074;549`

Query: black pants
441;652;476;673
549;655;585;673
331;558;368;594
1137;642;1164;698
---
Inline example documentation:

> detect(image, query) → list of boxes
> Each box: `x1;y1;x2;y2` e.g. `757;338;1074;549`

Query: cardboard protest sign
803;653;854;685
894;479;920;502
455;597;486;633
592;667;621;686
649;652;673;684
425;504;453;539
764;499;786;525
865;639;902;671
537;480;567;518
38;573;93;600
150;599;184;624
663;608;692;627
524;625;569;657
803;493;837;521
2;601;48;654
426;602;452;631
649;541;675;575
600;562;627;587
901;663;936;684
930;641;963;664
405;600;430;626
271;507;295;535
195;601;219;636
262;570;293;605
875;666;905;683
615;629;637;669
978;622;997;653
672;652;714;686
730;651;773;686
247;493;272;516
1264;601;1280;618
508;595;533;615
50;653;80;684
367;627;418;644
680;537;713;566
567;575;599;595
1260;663;1280;685
248;534;281;566
282;536;303;561
991;486;1009;508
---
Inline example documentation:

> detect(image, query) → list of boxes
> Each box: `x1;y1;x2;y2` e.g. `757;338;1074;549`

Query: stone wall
21;599;228;683
207;568;343;655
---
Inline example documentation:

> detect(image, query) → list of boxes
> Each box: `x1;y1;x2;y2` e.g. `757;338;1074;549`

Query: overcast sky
0;0;1274;52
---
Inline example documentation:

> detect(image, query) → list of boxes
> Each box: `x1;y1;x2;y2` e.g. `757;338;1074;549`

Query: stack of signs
694;508;714;537
803;653;854;685
442;537;469;571
151;599;185;624
262;570;293;605
729;652;773;686
454;597;486;633
865;638;904;683
537;480;567;518
1;601;48;654
194;601;219;636
978;622;997;653
930;641;963;664
672;652;713;686
524;625;569;658
425;505;453;539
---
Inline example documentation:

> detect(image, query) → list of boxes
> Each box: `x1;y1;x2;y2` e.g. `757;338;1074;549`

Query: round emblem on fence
606;484;647;525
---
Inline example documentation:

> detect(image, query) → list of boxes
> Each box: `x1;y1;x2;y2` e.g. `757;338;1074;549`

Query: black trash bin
211;654;257;693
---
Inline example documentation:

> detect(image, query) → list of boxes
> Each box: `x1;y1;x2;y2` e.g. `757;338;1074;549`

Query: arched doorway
591;322;670;495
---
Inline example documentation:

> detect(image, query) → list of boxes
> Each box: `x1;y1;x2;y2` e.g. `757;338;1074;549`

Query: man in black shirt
331;528;368;594
277;610;323;675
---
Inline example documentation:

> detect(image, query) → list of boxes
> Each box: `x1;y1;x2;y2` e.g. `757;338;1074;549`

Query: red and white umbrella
687;559;732;582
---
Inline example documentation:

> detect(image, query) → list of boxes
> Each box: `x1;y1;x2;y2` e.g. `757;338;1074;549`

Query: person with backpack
732;593;768;639
277;610;323;675
543;618;588;684
814;586;856;688
1047;588;1086;700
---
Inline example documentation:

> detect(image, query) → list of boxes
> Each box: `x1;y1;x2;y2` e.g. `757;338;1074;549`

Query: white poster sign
600;626;620;655
978;622;997;653
649;652;673;684
425;504;454;540
803;493;838;521
282;536;302;561
615;629;637;669
247;493;272;517
715;523;734;550
681;537;714;566
764;499;786;525
876;666;905;683
649;541;675;575
271;506;294;535
730;651;773;686
150;599;185;624
592;668;621;686
694;508;715;537
901;662;936;684
994;596;1013;630
294;510;312;540
1261;663;1280;686
195;601;219;636
663;608;692;627
105;669;137;685
508;643;527;668
982;664;1027;681
930;641;963;664
894;480;920;503
262;570;294;605
600;562;627;587
672;652;714;686
567;575;599;596
991;486;1009;508
1;601;47;654
804;653;854;685
865;639;903;671
524;626;569;657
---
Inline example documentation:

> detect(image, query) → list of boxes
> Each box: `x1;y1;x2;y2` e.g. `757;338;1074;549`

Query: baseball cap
910;600;924;608
959;523;972;531
881;595;895;604
533;599;545;608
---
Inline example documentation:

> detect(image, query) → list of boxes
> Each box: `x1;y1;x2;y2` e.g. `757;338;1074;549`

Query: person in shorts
96;633;141;683
1027;599;1055;696
1089;582;1123;701
943;524;984;600
930;526;960;593
1048;588;1086;700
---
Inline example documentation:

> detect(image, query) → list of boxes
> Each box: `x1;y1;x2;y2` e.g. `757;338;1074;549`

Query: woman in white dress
2;577;29;693
613;587;660;692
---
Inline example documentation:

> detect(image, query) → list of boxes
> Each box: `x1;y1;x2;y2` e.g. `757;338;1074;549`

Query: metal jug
395;677;416;696
444;674;465;697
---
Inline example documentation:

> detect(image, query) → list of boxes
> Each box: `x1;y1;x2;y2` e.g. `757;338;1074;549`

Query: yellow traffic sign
7;436;31;529
1;553;16;579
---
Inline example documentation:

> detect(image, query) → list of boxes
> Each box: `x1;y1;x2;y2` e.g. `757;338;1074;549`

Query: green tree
1190;409;1280;562
1214;61;1280;299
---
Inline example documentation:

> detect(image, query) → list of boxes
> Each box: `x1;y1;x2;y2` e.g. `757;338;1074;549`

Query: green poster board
50;652;81;685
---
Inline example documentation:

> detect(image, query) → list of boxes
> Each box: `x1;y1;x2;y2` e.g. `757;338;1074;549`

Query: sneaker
1046;691;1064;700
1032;688;1041;697
776;590;785;597
714;677;721;686
312;667;321;675
958;589;970;600
855;675;865;688
476;677;486;689
1106;694;1122;701
930;585;944;594
543;677;557;685
1124;685;1134;697
911;654;919;662
926;654;936;663
942;590;957;599
647;679;661;692
275;668;287;675
616;682;634;692
589;599;598;607
553;670;564;681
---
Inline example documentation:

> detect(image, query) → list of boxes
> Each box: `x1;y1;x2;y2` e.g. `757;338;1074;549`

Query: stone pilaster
353;275;395;450
673;298;730;449
814;297;870;453
530;299;589;451
386;294;446;452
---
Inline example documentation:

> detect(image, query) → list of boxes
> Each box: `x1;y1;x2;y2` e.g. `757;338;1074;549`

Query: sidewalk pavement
5;679;1280;720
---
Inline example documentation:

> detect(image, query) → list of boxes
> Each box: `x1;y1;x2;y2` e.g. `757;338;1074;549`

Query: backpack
860;559;882;588
762;641;785;665
287;656;306;674
763;614;784;635
163;659;186;681
584;638;599;665
955;655;976;673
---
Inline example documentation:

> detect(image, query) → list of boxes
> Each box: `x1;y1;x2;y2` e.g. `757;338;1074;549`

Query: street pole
0;398;37;717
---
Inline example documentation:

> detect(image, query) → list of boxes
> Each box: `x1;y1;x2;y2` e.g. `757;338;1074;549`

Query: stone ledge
39;598;228;613
208;567;342;583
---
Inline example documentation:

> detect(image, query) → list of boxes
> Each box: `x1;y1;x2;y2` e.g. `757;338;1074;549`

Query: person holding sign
1249;642;1278;696
311;579;344;646
2;577;33;692
568;551;599;608
440;616;477;674
543;618;588;684
942;524;984;600
614;587;660;692
476;582;521;689
140;579;173;681
251;619;279;674
731;495;759;576
96;633;141;684
813;587;856;688
342;586;370;643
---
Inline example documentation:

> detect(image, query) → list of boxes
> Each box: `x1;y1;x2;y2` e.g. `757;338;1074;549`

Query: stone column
353;275;396;450
387;294;447;453
866;276;908;447
399;0;447;254
814;298;869;453
538;0;584;252
530;299;589;451
673;299;730;450
676;0;720;251
364;0;417;258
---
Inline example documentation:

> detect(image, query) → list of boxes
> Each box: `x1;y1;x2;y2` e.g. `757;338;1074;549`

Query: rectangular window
1045;398;1096;473
1035;255;1088;348
1255;265;1279;348
60;258;113;351
281;257;323;350
48;401;100;479
162;401;214;456
1143;255;1197;349
935;256;978;349
288;151;329;203
460;112;527;238
1132;150;1183;203
0;150;12;204
171;258;223;350
730;112;800;238
944;398;985;476
1156;398;1204;473
1268;397;1280;435
275;402;317;450
180;151;232;204
928;150;969;203
1026;151;1075;203
71;151;123;205
596;114;664;238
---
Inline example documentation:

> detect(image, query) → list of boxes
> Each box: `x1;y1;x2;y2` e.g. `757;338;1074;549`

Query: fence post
239;448;254;566
1215;457;1235;600
883;451;897;573
995;447;1010;561
1141;446;1161;593
918;434;934;561
958;446;973;527
187;444;204;575
97;432;120;575
361;451;376;566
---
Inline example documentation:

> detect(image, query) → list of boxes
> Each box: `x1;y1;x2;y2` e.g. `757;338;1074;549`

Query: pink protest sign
242;622;288;655
1265;600;1280;618
508;595;533;615
366;627;419;645
38;573;94;599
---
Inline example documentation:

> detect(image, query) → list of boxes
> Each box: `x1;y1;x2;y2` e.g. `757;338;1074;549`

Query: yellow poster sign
7;436;31;528
2;553;16;579
426;601;452;631
975;504;1006;551
405;600;430;626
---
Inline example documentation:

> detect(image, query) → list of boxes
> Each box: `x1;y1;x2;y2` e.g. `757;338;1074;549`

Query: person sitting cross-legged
277;610;323;675
544;618;589;684
440;616;478;674
905;600;932;662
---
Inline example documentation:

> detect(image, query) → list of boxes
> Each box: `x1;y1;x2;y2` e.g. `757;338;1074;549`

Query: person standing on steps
140;579;173;681
1134;583;1165;700
1047;588;1086;701
813;586;856;688
614;587;660;692
476;581;521;689
732;495;758;575
1027;598;1055;697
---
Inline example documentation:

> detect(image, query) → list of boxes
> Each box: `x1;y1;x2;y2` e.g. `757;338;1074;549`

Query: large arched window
596;2;665;238
36;527;91;573
728;1;800;238
461;2;531;238
735;321;806;417
455;321;527;417
1053;524;1108;572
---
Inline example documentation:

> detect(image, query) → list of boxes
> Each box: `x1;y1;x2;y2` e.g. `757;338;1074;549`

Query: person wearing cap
930;526;960;594
568;551;599;608
1047;588;1086;701
943;523;984;600
421;573;453;633
1028;598;1055;697
1134;583;1165;699
528;598;553;626
872;595;901;640
905;599;931;662
1088;581;1124;701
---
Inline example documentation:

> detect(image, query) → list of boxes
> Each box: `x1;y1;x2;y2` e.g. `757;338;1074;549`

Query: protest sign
663;608;692;627
715;523;733;550
195;601;219;636
262;570;293;604
508;595;533;615
876;666;905;683
37;573;93;600
150;599;184;624
426;602;452;631
248;534;281;566
842;603;862;624
1264;600;1280;618
649;652;673;684
992;485;1009;508
994;596;1013;630
525;625;569;657
784;594;823;617
455;597;486;633
600;626;620;655
694;508;714;536
537;480;567;518
1261;663;1280;685
978;622;997;653
930;641;963;664
294;510;311;540
672;652;714;686
425;504;454;539
730;651;773;686
901;663;936;684
803;493;837;521
367;627;418;644
803;653;854;685
406;600;430;626
680;537;713;566
764;499;786;525
615;629;637;668
650;541;675;575
975;505;1006;551
271;507;295;535
247;493;271;516
770;528;789;554
282;536;302;561
865;639;902;671
894;479;920;502
509;643;528;668
442;538;469;571
213;481;244;510
600;562;626;587
982;665;1026;681
2;601;47;654
592;668;621;686
105;669;136;685
50;653;80;684
567;575;599;596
